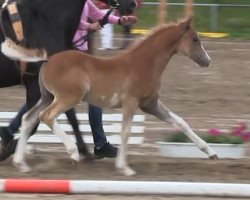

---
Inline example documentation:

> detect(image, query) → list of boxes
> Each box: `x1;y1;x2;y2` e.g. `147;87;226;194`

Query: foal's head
176;16;211;67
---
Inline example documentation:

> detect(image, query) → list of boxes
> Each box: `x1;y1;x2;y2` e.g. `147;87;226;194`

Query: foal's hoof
209;154;219;160
68;145;80;163
13;160;32;173
70;151;80;163
116;166;137;176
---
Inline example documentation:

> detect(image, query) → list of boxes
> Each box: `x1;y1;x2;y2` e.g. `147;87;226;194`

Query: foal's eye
193;36;199;42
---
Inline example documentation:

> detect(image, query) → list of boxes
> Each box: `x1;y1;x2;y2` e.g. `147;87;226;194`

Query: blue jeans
88;104;107;149
7;104;28;135
7;103;107;148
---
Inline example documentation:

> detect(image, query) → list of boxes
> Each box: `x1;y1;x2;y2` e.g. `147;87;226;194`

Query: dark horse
0;0;137;161
0;23;94;161
0;0;137;61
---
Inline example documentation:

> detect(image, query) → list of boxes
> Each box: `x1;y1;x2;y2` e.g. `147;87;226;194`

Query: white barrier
1;179;250;197
0;112;145;144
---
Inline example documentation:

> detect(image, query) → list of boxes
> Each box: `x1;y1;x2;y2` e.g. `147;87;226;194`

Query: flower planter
156;142;246;159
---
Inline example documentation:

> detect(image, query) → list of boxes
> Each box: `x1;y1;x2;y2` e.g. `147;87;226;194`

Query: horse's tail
0;4;47;62
1;38;47;62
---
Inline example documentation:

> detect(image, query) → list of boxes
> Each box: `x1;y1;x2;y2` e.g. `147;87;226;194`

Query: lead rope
73;1;119;48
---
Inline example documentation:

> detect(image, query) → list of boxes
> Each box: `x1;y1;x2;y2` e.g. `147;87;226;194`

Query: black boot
0;127;17;161
94;142;118;159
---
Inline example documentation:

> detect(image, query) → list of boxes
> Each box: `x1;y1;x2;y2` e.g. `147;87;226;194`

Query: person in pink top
73;0;137;51
73;0;137;159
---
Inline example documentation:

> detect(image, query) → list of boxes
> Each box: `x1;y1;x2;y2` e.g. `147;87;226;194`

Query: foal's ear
178;15;193;31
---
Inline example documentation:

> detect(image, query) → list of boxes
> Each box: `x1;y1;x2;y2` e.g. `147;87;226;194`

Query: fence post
158;0;167;24
210;4;219;32
185;0;193;17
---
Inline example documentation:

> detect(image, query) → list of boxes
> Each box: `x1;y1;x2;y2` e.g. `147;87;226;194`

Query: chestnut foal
13;16;218;175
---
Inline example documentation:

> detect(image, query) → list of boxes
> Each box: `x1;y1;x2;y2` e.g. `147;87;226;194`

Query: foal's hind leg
141;99;218;159
39;99;80;163
13;97;52;172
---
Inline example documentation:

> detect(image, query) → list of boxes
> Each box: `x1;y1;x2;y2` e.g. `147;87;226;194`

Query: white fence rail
0;112;146;145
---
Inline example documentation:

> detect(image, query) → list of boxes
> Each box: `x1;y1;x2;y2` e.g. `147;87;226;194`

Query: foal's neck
129;25;182;73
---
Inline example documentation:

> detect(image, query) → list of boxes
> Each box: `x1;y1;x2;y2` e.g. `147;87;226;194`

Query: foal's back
46;50;130;79
43;49;156;108
43;50;132;101
45;50;126;76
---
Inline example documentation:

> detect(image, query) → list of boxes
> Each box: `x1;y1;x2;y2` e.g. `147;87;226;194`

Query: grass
116;0;250;39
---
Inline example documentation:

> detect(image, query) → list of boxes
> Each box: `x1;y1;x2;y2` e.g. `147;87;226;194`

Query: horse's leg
65;108;92;160
39;99;80;163
115;98;139;176
141;99;218;159
0;55;21;88
13;96;52;172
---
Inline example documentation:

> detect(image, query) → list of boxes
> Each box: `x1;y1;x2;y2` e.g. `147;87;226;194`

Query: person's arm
88;0;119;23
78;11;91;30
87;0;138;31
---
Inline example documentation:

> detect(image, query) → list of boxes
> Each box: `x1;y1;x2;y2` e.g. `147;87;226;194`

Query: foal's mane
129;22;177;50
128;17;188;51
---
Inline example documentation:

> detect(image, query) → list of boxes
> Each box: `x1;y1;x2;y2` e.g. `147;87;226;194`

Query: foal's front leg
116;99;139;176
141;99;218;159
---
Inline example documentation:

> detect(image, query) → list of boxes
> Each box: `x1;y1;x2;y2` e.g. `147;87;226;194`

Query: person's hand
88;22;102;31
120;16;138;25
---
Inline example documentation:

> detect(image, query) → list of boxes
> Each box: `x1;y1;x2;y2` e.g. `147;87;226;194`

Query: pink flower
240;132;250;142
208;128;224;136
231;123;247;136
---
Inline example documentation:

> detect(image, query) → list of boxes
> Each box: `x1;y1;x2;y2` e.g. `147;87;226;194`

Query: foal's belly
84;93;122;108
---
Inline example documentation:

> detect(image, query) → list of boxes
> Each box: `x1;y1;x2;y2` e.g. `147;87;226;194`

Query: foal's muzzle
197;45;211;68
198;54;211;68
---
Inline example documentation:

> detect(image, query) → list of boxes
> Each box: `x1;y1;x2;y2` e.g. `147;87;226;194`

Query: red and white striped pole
1;179;250;197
